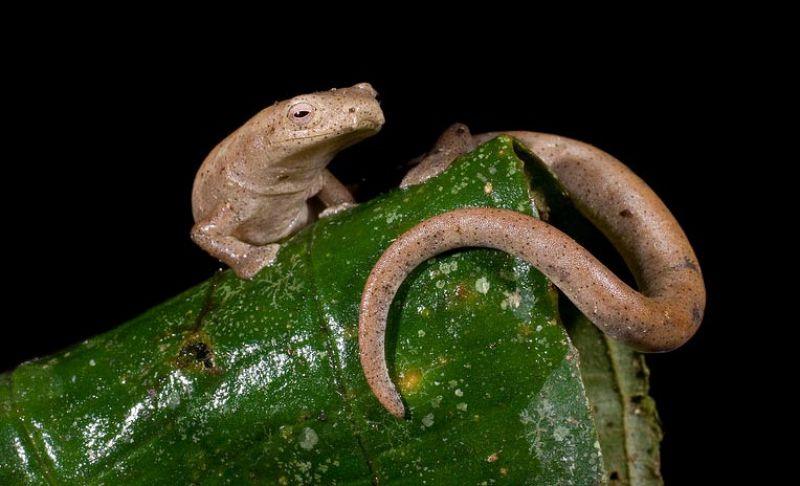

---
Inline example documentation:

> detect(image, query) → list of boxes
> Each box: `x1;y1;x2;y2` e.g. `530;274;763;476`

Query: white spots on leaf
417;329;426;338
475;277;490;294
518;359;603;483
456;402;468;412
298;427;319;450
454;388;464;397
421;413;435;428
484;181;493;194
553;425;570;442
507;162;519;176
501;289;522;310
81;416;111;463
430;395;443;408
385;209;401;224
428;260;458;282
498;275;538;321
450;179;470;194
439;260;458;275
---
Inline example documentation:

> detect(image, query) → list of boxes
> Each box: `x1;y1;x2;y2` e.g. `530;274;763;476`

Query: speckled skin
192;83;384;278
360;127;706;417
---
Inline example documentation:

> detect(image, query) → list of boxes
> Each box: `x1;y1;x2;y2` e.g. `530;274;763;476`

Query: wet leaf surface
1;137;659;484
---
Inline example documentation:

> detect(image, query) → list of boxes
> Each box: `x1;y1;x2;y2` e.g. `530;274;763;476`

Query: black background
5;32;759;484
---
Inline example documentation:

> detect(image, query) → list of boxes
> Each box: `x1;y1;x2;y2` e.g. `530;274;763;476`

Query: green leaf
0;136;659;484
567;313;663;486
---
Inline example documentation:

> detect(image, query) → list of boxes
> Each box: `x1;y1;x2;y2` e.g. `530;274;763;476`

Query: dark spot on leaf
179;342;215;369
609;471;620;480
176;336;219;373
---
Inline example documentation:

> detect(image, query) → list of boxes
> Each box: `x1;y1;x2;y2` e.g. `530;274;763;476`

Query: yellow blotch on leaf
517;323;534;338
398;367;423;394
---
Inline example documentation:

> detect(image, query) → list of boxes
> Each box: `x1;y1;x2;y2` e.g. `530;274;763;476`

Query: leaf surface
1;136;660;485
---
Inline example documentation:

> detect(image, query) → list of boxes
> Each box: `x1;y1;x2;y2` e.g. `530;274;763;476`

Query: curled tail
360;134;705;418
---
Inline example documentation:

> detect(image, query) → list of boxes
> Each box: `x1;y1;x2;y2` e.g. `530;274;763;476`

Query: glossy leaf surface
1;137;658;484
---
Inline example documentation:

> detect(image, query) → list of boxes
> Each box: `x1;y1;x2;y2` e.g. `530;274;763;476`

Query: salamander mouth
272;119;382;144
356;119;384;132
270;128;376;145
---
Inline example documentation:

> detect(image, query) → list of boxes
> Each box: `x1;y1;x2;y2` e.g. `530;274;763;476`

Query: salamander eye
289;103;315;125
